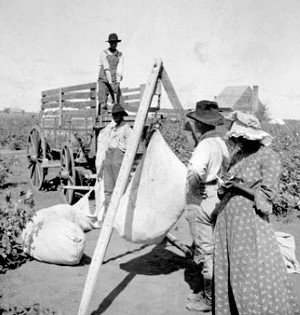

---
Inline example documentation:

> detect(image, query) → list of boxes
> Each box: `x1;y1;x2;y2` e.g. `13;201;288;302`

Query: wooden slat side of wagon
26;81;162;204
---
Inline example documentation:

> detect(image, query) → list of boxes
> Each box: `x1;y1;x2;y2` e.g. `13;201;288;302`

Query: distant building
2;107;25;114
10;107;25;114
269;118;285;125
216;85;262;113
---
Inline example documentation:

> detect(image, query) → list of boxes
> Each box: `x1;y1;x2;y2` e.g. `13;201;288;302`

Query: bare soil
1;151;300;315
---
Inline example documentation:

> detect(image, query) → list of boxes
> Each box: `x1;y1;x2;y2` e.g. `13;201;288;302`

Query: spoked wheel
27;128;46;190
60;144;77;204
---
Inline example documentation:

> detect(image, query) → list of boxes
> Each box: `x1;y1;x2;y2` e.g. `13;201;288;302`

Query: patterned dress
214;146;298;315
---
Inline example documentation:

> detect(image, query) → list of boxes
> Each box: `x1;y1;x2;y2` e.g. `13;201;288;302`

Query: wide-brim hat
186;100;224;126
112;104;128;116
106;33;121;43
225;111;273;146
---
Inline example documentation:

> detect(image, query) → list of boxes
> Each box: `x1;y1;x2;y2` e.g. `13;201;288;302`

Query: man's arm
188;142;210;184
116;52;124;83
186;142;210;199
100;50;113;84
124;124;133;148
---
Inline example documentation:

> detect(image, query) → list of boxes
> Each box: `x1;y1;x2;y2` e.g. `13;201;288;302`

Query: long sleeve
254;148;281;214
186;141;210;201
100;50;112;84
124;124;132;149
116;53;124;83
95;122;113;173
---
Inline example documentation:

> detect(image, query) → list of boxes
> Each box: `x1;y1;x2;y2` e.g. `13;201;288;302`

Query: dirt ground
1;151;300;315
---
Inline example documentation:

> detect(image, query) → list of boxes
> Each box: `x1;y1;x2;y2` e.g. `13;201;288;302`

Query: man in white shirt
185;101;229;313
98;33;124;113
97;104;132;210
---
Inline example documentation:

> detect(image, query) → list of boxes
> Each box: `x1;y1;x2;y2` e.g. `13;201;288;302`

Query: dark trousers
103;148;124;209
98;79;121;110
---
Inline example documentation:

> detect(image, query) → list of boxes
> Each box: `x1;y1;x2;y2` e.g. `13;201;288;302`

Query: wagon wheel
27;127;46;190
60;144;77;204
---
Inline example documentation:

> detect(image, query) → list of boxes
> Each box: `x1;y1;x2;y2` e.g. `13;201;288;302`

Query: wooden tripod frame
77;59;187;315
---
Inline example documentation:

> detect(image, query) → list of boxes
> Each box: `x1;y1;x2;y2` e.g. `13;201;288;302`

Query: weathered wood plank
123;101;140;109
63;100;97;108
42;82;97;96
42;95;59;103
42;91;96;102
122;93;141;101
63;92;96;100
161;68;184;113
42;108;95;116
77;59;163;315
121;86;140;93
42;100;96;110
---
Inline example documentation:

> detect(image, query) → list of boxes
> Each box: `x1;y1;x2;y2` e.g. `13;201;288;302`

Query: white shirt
99;50;124;83
187;133;229;186
107;121;132;152
96;121;132;173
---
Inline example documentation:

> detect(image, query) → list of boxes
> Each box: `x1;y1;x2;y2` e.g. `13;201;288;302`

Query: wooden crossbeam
42;82;97;96
161;68;184;113
41;100;96;110
42;91;96;103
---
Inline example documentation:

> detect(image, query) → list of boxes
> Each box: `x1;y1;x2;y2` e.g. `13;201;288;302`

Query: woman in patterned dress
214;111;298;315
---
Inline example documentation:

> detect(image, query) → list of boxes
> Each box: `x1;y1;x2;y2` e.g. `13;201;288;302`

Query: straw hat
186;100;224;126
225;111;272;146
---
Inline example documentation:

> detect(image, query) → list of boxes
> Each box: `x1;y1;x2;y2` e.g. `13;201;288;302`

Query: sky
0;0;300;119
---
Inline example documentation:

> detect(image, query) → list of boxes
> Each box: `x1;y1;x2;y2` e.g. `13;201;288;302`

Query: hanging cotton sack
72;187;104;228
113;131;187;244
22;216;85;265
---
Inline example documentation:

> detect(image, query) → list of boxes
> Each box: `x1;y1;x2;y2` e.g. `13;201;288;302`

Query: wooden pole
165;233;192;257
58;88;62;127
77;59;163;315
160;68;184;113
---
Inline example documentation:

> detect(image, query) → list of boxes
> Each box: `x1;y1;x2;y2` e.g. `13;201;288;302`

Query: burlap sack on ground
113;131;187;244
30;203;94;232
22;216;85;265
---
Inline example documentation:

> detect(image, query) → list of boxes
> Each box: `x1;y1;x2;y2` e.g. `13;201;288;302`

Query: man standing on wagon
98;33;124;112
185;101;229;313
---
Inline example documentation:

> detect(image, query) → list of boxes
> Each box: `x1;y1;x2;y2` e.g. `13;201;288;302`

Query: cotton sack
22;216;85;265
113;131;187;244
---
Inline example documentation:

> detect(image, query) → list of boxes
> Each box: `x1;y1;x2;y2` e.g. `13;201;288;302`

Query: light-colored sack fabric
32;203;94;232
113;131;187;244
275;231;300;274
22;217;85;265
72;188;103;228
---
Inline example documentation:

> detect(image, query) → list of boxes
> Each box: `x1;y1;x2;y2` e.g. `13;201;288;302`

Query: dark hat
106;33;121;43
186;100;224;126
111;104;128;116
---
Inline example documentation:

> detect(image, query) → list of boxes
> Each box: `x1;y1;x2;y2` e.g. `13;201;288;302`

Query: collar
199;129;220;142
112;120;126;130
107;48;120;55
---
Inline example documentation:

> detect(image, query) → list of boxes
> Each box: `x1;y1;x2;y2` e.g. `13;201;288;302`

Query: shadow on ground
90;242;201;314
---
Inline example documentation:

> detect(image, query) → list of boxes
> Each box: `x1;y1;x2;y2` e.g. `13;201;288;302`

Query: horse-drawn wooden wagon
26;81;162;204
